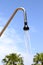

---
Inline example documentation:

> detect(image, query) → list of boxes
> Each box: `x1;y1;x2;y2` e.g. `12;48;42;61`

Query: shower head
23;22;29;31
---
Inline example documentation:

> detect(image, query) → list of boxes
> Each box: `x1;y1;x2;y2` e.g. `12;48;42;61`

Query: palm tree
32;53;43;65
2;53;24;65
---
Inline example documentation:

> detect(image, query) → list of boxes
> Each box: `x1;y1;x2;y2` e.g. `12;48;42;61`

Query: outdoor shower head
23;22;29;31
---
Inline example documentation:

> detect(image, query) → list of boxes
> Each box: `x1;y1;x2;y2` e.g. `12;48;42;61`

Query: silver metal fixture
0;7;29;37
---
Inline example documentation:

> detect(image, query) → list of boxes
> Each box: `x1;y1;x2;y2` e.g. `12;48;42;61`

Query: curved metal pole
0;7;29;36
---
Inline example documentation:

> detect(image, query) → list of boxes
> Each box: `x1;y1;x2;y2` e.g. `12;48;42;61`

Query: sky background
0;0;43;65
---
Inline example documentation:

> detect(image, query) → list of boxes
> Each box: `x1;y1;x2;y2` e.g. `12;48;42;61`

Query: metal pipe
0;7;29;37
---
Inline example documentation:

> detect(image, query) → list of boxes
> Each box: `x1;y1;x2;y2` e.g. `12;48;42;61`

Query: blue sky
0;0;43;65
